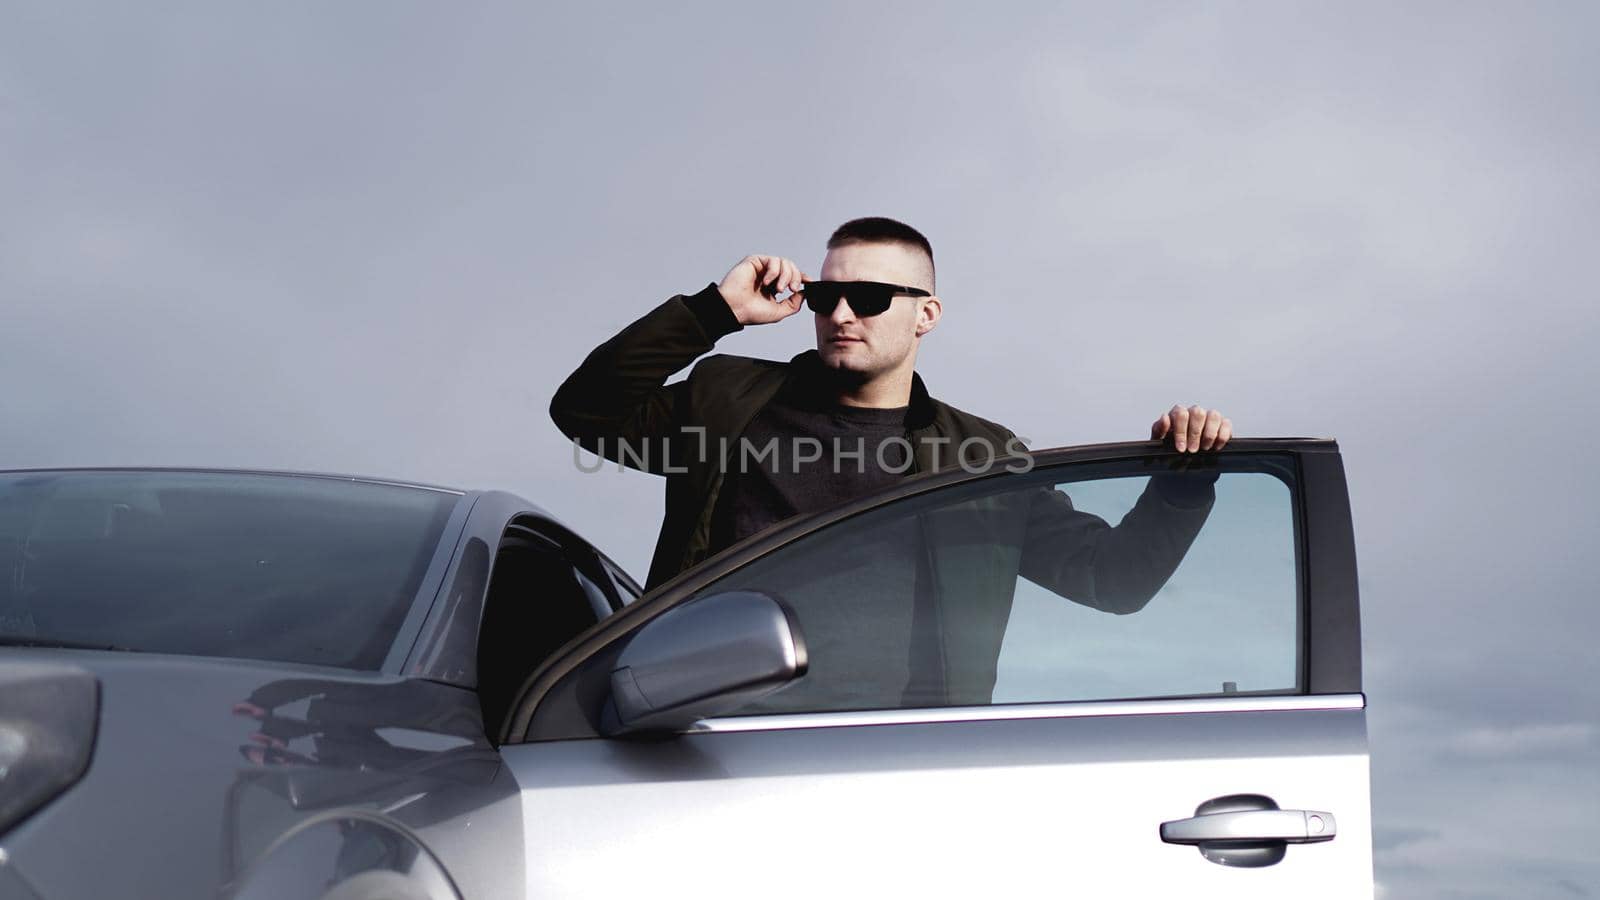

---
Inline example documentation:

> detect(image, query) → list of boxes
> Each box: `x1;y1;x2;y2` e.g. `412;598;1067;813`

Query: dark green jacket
550;285;1214;703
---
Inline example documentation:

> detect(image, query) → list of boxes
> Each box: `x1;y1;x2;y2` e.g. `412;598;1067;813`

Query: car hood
0;649;518;900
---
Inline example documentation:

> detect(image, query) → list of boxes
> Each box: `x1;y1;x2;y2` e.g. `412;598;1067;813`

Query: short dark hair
827;217;935;289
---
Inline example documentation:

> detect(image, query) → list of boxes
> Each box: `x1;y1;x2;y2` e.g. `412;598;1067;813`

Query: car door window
993;469;1298;703
688;455;1300;716
600;556;642;606
476;524;611;738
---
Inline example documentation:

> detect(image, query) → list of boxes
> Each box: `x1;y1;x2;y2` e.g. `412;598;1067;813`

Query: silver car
0;438;1373;898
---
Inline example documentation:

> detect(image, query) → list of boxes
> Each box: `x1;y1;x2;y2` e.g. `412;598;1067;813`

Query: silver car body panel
503;703;1373;897
0;649;525;900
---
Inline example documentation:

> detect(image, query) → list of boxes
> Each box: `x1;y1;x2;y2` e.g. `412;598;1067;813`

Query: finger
747;256;773;292
768;257;785;294
1151;413;1170;440
1200;410;1223;449
1185;405;1207;453
781;258;799;295
1171;405;1190;452
760;256;781;291
1216;418;1232;448
770;259;785;294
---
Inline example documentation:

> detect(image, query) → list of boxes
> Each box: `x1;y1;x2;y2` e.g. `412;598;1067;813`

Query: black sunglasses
800;281;931;317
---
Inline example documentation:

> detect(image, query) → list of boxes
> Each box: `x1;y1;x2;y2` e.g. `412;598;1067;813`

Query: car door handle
1160;807;1337;845
1161;794;1335;868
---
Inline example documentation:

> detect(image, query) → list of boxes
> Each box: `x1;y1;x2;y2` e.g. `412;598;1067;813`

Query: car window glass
686;456;1299;716
574;567;614;618
602;558;642;606
0;472;457;669
477;530;607;737
993;472;1297;703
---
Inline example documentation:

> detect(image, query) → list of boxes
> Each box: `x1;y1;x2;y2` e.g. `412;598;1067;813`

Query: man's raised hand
1151;405;1233;453
718;255;809;326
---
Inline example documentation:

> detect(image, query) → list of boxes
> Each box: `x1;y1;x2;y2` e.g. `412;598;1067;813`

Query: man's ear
914;296;942;338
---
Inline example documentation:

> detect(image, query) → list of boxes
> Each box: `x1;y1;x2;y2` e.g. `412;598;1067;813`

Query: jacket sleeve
548;283;741;475
1016;472;1217;614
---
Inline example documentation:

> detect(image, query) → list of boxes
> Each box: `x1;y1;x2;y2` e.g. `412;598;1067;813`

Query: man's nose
829;297;858;324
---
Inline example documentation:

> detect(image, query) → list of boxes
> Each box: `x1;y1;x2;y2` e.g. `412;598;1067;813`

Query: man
551;217;1232;705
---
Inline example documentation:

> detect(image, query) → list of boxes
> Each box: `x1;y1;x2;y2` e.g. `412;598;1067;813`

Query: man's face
814;241;937;378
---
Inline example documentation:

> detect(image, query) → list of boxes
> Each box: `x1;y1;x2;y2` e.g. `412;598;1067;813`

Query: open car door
500;439;1372;898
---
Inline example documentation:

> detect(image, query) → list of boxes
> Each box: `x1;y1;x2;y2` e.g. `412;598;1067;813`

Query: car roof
0;466;466;495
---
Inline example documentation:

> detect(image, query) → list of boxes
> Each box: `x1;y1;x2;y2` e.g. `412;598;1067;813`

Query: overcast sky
3;3;1596;896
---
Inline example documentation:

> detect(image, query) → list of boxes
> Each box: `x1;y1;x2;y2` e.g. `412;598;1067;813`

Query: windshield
0;471;458;670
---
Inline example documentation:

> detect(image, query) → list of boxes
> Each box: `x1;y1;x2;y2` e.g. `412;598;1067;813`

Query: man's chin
819;346;862;369
817;346;874;379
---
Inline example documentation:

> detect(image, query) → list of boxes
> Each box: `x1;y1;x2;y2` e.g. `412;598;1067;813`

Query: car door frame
391;490;631;688
500;437;1361;744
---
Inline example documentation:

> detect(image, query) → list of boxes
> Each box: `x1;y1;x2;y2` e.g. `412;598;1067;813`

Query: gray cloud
3;4;1597;897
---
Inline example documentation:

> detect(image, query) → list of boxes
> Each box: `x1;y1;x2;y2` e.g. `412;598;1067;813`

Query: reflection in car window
0;471;457;669
694;457;1299;716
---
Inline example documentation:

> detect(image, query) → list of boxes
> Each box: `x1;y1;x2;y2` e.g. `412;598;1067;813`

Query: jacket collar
783;350;939;430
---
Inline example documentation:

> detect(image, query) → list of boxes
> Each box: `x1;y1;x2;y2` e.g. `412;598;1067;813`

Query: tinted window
0;471;458;669
993;470;1298;702
602;557;642;606
689;455;1300;715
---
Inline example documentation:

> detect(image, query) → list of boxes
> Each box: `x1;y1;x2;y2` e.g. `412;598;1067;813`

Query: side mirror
601;590;807;737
